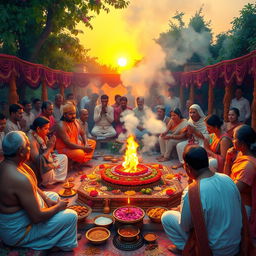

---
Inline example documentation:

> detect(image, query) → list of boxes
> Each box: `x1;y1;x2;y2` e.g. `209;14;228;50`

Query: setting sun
117;57;127;67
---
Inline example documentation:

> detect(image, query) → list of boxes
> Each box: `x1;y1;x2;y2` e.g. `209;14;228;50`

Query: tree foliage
158;3;256;68
209;3;256;63
0;0;129;71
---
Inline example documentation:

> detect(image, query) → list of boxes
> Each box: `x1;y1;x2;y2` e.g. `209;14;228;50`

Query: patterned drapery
0;54;121;89
179;50;256;88
1;50;256;89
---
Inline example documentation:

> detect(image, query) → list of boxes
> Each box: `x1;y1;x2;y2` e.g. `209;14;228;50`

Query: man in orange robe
56;102;96;163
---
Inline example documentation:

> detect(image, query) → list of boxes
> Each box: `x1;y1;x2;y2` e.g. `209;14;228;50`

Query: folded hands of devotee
83;144;93;153
187;125;195;134
101;106;107;115
226;147;238;163
47;135;56;150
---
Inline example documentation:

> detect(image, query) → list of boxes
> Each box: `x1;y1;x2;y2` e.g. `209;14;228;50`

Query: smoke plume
120;0;212;100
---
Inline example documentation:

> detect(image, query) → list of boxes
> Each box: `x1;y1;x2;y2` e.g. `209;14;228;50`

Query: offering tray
113;234;144;251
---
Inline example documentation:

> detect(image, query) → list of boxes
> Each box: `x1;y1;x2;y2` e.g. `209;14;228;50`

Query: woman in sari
176;104;209;165
204;114;232;172
158;108;187;162
224;125;256;240
223;108;241;138
27;117;68;186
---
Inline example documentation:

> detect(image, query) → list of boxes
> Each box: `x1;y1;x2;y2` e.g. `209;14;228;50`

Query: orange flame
64;180;70;187
127;197;130;204
122;135;139;173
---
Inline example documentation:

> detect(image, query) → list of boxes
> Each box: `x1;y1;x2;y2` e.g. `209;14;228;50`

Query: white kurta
161;173;242;256
92;104;116;138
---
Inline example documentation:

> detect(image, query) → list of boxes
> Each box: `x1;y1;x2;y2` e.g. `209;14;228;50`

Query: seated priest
0;131;78;251
55;102;96;164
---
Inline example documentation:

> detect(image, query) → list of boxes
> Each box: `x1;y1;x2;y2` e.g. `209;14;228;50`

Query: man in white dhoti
0;131;78;251
133;97;150;140
91;94;116;139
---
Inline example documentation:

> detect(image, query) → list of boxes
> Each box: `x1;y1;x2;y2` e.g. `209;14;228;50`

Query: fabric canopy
0;50;256;89
0;54;121;89
179;50;256;88
0;54;73;88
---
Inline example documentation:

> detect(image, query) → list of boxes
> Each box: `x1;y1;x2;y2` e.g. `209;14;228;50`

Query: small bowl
94;214;114;229
144;232;158;243
67;204;92;222
86;227;111;245
111;158;119;163
118;225;140;242
103;155;113;161
113;206;145;224
146;206;168;223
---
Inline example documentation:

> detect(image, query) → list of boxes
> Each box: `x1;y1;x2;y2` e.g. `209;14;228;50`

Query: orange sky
78;0;253;69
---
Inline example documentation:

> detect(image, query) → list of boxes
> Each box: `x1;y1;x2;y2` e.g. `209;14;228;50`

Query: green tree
208;33;232;64
230;3;256;57
0;0;129;70
210;3;256;63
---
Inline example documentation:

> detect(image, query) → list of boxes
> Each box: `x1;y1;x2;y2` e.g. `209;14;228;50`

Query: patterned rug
0;150;183;256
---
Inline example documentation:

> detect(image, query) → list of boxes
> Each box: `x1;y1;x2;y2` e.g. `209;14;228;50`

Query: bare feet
156;155;164;160
158;157;169;162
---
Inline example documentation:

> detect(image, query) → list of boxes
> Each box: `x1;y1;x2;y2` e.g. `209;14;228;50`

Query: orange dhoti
56;120;96;163
58;139;96;163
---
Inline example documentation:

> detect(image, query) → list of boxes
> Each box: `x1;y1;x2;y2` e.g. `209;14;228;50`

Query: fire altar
77;136;185;211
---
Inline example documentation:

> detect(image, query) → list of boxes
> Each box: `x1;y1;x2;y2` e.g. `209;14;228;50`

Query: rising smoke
118;107;167;153
118;0;212;152
120;0;212;100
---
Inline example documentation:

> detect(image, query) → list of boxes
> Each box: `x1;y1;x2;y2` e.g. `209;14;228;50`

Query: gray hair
2;131;27;156
156;105;166;112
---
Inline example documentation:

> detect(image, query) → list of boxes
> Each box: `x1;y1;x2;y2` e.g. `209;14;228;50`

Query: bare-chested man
0;131;78;251
55;102;96;163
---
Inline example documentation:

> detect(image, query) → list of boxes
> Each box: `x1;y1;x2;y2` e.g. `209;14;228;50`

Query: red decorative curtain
1;50;256;90
0;54;121;89
179;50;256;88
